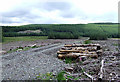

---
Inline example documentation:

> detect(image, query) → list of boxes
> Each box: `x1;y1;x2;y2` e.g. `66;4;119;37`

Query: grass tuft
64;58;73;64
56;71;66;80
84;40;92;44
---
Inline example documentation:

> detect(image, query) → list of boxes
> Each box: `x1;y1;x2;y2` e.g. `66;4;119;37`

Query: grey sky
0;0;119;26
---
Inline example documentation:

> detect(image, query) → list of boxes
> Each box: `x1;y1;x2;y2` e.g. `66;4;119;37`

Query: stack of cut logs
57;44;102;59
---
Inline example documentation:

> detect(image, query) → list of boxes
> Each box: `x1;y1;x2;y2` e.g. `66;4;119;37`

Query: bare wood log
65;72;82;77
79;56;87;61
60;47;98;52
75;47;87;50
78;50;97;54
60;49;98;53
79;50;89;53
0;50;7;54
28;44;36;47
64;44;73;47
76;56;87;62
61;53;79;59
16;49;23;52
57;54;65;59
60;50;80;53
98;59;104;80
64;44;100;47
65;67;74;72
87;52;96;54
96;49;103;56
87;47;98;51
59;50;90;54
75;47;98;51
57;51;68;54
61;47;73;50
58;50;97;55
57;53;79;59
76;46;101;51
83;71;94;81
57;53;98;59
69;53;98;58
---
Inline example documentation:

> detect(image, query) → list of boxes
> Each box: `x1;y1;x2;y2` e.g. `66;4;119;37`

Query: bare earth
2;39;120;81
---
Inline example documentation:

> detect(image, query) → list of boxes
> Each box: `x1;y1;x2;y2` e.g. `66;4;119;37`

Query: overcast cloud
0;0;119;26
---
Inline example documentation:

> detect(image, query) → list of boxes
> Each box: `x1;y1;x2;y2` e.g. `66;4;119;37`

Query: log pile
57;44;102;59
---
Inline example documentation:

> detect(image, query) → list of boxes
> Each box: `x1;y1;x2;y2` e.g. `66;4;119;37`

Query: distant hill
2;23;119;39
89;22;119;24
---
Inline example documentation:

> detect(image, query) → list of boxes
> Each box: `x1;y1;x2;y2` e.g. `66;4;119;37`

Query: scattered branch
83;71;94;81
65;72;82;77
98;59;104;80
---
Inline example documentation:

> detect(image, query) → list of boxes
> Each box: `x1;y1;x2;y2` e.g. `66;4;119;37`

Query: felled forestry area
2;39;120;81
57;42;120;81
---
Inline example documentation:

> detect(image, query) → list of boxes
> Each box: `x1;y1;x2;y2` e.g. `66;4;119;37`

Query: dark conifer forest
2;23;119;40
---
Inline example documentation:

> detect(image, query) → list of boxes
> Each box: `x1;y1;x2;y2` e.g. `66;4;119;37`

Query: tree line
2;23;119;40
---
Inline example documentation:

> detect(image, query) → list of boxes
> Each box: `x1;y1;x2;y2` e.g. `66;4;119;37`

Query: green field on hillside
2;36;48;43
2;23;119;40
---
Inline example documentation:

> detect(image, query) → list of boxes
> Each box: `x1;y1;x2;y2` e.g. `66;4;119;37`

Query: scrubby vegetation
2;23;119;40
36;71;67;80
48;32;79;39
36;71;83;80
90;33;107;40
84;40;92;44
6;44;40;53
2;36;48;43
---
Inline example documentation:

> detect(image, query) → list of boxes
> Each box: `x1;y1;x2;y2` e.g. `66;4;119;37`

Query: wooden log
87;47;97;51
65;67;74;72
75;47;86;50
60;50;80;53
79;50;89;53
57;51;68;54
76;56;87;62
97;50;103;57
87;52;96;54
59;48;98;53
68;53;98;58
98;59;104;80
83;72;94;81
28;44;36;47
58;50;96;54
65;72;82;77
64;44;100;47
0;50;7;54
57;53;98;59
61;47;98;52
57;54;64;59
76;46;101;51
16;49;23;52
64;44;73;47
78;50;97;54
57;54;78;59
96;49;103;54
61;47;73;50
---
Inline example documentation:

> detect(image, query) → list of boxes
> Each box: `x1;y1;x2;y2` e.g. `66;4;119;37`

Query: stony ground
66;39;120;81
2;39;85;80
92;39;120;81
2;39;120;81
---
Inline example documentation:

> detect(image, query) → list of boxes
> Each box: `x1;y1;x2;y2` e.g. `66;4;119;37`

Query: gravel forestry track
2;40;84;80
